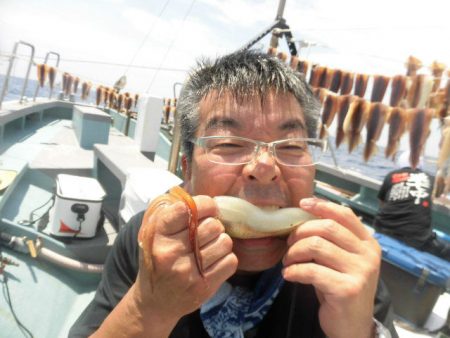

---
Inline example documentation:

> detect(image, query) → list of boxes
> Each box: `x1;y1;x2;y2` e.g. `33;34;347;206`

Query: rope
146;0;197;93
123;0;172;76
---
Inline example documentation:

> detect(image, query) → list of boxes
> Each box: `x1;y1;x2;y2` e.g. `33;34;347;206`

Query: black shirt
374;167;434;247
70;212;398;338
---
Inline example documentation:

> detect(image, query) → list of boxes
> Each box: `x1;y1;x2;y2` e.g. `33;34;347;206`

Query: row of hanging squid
162;97;177;124
268;48;450;169
36;64;140;117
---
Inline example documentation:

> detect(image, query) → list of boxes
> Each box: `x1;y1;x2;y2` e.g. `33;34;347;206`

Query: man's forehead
199;90;305;126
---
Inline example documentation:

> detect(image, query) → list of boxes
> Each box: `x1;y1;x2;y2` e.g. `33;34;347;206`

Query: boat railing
33;51;60;101
0;40;35;109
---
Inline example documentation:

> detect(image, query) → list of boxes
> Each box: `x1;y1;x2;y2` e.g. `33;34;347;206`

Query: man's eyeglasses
191;136;327;167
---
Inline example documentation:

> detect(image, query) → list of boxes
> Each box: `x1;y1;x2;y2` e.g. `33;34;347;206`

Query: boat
0;1;449;337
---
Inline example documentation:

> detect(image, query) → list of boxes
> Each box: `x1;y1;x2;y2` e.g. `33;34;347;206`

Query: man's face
183;90;315;272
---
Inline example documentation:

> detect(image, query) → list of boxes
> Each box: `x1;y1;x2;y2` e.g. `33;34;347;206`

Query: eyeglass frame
190;135;328;167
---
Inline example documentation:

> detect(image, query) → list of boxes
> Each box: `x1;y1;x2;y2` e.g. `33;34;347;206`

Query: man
374;151;450;261
70;50;396;337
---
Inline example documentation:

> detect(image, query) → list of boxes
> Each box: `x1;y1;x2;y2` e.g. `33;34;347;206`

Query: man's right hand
134;194;238;323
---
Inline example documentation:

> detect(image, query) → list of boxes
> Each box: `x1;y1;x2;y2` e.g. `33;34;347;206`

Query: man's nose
243;147;280;183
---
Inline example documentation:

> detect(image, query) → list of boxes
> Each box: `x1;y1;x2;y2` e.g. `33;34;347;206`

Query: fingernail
300;198;317;208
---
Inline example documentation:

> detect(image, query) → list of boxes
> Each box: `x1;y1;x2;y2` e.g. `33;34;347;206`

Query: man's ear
181;154;191;181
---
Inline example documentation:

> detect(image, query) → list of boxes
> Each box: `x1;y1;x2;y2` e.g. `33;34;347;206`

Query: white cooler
49;174;106;238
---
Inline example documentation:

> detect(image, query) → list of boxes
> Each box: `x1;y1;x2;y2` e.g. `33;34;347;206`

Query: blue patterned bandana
200;263;284;338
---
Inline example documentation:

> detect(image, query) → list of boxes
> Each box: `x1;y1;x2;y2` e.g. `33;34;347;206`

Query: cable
0;247;34;338
146;0;197;93
123;0;172;76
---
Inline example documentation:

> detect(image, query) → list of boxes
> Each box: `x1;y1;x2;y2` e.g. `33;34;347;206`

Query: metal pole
275;0;286;20
18;41;35;104
0;43;19;110
168;82;183;174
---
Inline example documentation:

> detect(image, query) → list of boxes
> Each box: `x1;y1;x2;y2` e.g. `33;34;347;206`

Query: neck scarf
200;263;284;338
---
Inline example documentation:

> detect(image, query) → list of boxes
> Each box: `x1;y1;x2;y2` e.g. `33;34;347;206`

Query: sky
0;0;449;99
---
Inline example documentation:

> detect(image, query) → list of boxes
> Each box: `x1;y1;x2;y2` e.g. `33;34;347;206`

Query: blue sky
1;0;449;99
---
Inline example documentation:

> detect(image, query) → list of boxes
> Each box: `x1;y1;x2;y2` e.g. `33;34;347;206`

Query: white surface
119;167;182;224
57;174;106;201
134;95;163;153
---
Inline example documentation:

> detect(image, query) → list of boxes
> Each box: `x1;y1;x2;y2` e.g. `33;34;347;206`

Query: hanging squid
37;64;48;87
73;77;80;94
329;69;342;93
385;107;408;159
96;86;104;106
354;73;369;98
370;75;390;103
339;71;355;95
389;75;407;107
430;61;446;93
408;108;434;169
48;67;56;90
405;55;422;77
363;103;388;162
406;74;434;108
343;98;370;153
319;94;339;139
335;95;355;148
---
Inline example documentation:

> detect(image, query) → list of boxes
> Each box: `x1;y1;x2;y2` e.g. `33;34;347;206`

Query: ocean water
0;75;441;181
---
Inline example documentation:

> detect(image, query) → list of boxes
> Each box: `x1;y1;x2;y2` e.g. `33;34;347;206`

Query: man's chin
233;236;286;272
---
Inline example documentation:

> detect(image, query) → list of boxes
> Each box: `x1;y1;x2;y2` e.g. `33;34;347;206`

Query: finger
288;218;363;254
203;252;238;282
155;195;218;235
200;233;234;270
167;217;225;251
283;262;348;295
299;198;370;240
283;236;356;273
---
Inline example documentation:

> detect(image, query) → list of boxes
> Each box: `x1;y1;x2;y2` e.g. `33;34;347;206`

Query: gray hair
177;49;320;163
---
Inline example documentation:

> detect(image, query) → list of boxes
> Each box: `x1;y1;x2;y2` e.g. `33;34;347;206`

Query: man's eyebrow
204;116;241;131
279;119;306;131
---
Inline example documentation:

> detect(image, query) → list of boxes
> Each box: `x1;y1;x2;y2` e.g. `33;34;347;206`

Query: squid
335;95;355;148
363;103;388;162
117;93;124;111
73;77;80;94
309;66;327;88
138;186;315;278
408;108;434;169
406;75;434;108
340;71;355;95
289;55;299;70
312;87;328;105
81;82;92;101
319;94;339;139
134;94;139;108
437;125;450;169
389;75;407;107
354;73;369;98
370;75;390;103
96;86;104;106
329;69;342;93
37;64;48;87
430;61;446;93
385;107;408;159
48;67;56;90
343;98;370;153
297;59;310;75
63;73;73;96
405;55;422;77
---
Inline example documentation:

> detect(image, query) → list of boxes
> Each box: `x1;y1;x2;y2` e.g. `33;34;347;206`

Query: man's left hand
282;198;381;338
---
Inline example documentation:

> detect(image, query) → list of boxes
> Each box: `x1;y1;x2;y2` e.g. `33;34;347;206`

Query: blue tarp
374;232;450;289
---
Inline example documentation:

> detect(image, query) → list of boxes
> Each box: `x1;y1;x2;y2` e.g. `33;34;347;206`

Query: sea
0;74;442;181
